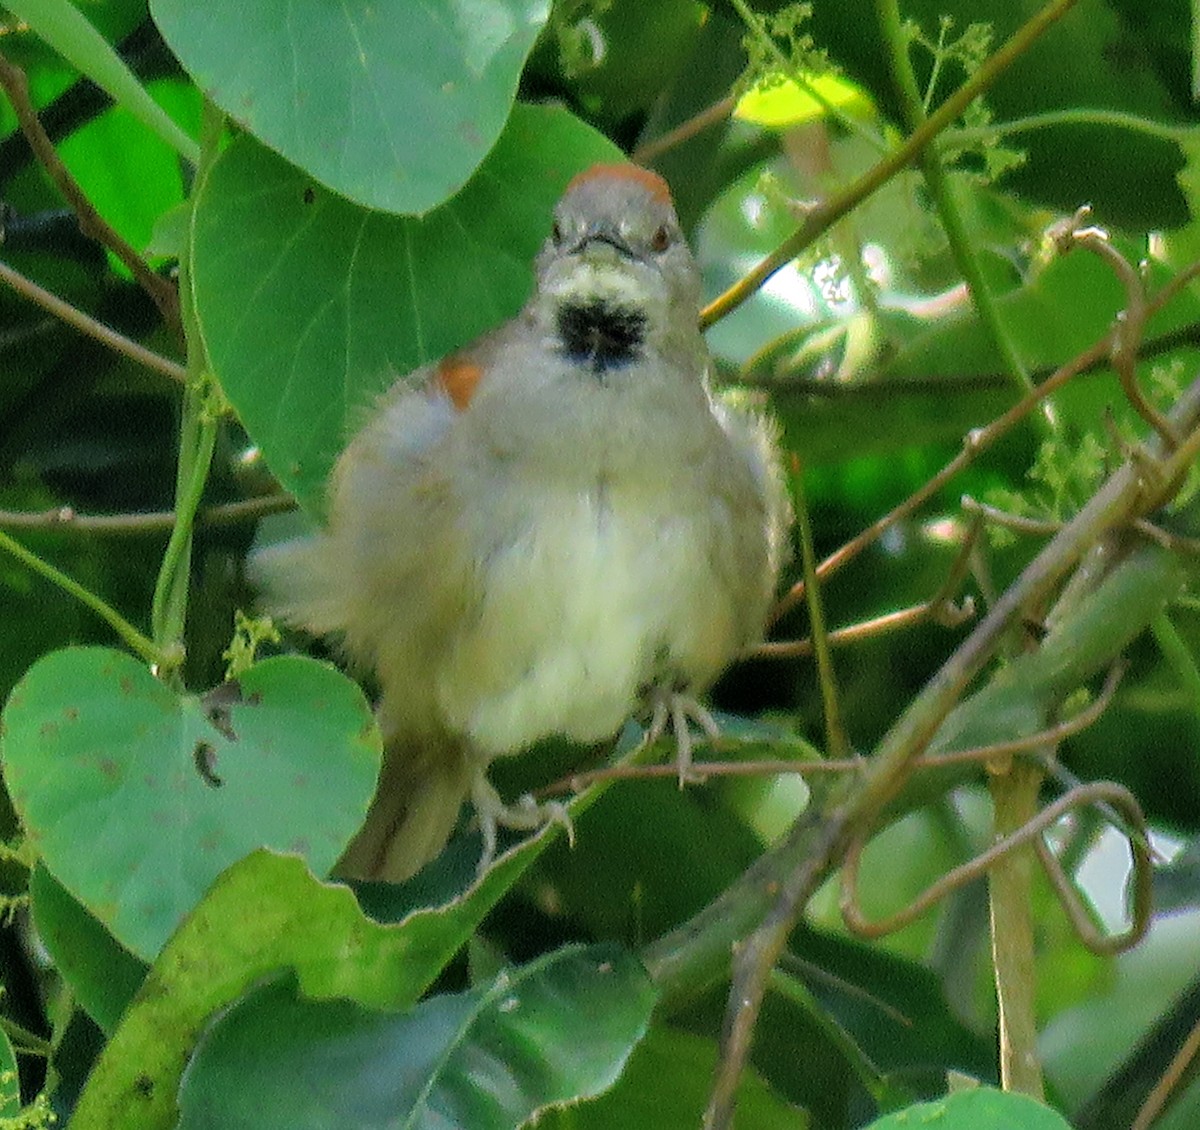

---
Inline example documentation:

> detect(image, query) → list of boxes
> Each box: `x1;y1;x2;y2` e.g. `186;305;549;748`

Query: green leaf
736;72;874;127
1;647;380;959
6;0;199;163
0;1026;17;1116
768;374;1014;466
69;831;592;1130
175;944;657;1130
539;1024;808;1129
54;78;200;254
863;1085;1071;1129
885;239;1200;382
30;864;148;1035
151;0;550;214
190;101;620;514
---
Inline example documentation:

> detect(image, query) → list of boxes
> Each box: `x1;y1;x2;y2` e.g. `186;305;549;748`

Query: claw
471;774;576;873
644;688;721;787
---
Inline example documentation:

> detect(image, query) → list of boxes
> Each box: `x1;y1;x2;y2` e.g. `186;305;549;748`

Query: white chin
546;261;649;306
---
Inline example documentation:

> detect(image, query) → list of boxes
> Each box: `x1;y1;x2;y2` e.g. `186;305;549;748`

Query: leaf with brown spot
0;646;381;960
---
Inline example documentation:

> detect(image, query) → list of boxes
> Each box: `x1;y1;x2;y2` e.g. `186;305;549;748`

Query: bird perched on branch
257;162;791;881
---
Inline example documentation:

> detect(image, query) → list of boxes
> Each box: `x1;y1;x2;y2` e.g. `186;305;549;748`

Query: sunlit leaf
736;72;874;127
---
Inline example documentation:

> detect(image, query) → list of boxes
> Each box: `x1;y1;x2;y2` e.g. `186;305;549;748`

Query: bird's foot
644;688;722;787
470;773;575;874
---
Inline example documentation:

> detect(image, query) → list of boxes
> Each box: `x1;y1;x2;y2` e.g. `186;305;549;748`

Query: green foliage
151;0;549;213
2;1;1200;1128
986;433;1109;545
905;15;1026;182
738;3;832;94
176;945;656;1129
863;1085;1072;1129
2;648;380;958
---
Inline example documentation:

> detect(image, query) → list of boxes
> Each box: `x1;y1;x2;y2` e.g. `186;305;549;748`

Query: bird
255;161;792;881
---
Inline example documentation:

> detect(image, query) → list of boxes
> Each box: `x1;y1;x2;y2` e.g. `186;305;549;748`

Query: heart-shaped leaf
189;101;620;515
151;0;549;214
1;647;380;960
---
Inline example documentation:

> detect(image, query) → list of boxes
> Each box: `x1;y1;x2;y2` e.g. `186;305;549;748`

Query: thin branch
876;0;1035;402
546;659;1122;795
1055;208;1178;447
793;463;851;759
946;106;1196;147
839;780;1151;950
632;97;735;166
0;50;180;332
0;528;161;666
0;257;186;383
964;496;1200;555
699;0;1083;329
757;515;978;658
1132;1014;1200;1130
0;493;296;535
755;599;965;658
740;318;1200;395
961;496;1061;536
1033;832;1149;957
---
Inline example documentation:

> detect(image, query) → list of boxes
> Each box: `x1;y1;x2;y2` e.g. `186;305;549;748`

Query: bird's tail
334;735;472;882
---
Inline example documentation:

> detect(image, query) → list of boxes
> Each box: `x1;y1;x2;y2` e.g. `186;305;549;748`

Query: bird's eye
650;225;672;252
551;221;564;245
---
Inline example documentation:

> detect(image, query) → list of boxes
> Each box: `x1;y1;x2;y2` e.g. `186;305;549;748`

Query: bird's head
532;163;703;373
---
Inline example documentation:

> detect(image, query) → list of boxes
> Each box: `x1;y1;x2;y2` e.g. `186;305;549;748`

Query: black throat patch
556;299;646;373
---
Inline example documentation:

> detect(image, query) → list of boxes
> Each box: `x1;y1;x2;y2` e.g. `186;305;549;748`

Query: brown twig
770;253;1200;626
964;496;1200;556
0;257;186;383
0;493;294;535
759;513;979;657
543;658;1123;796
961;496;1061;536
839;780;1151;953
0;50;181;333
1132;1015;1200;1130
632;96;735;166
1053;207;1179;448
755;600;963;658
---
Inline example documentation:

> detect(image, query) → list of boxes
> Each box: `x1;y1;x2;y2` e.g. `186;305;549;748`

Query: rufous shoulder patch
434;355;484;411
566;162;673;206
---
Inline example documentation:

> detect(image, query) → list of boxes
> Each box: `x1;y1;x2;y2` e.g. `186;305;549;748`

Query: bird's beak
570;226;637;261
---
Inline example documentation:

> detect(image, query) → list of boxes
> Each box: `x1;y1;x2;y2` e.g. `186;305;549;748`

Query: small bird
257;162;791;881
